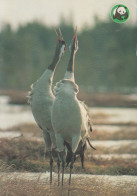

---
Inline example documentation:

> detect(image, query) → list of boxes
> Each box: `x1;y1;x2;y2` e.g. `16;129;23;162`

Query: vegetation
0;173;136;196
0;19;137;93
0;135;137;175
1;89;137;107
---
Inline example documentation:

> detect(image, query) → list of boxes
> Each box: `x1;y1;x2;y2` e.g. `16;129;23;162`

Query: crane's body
51;29;95;185
28;69;56;150
52;80;88;153
28;29;66;184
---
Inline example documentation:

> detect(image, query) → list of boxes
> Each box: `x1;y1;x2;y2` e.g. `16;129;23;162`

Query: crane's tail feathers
86;138;96;150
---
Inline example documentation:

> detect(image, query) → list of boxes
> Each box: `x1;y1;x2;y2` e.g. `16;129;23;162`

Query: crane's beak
59;28;66;50
54;29;59;43
55;28;64;42
54;28;66;50
58;28;64;41
73;26;77;41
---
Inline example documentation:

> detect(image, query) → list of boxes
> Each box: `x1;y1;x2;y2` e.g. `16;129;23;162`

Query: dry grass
91;128;137;140
0;138;137;175
1;90;137;107
4;123;137;140
90;144;137;154
91;112;109;125
0;90;27;105
78;92;137;108
6;123;43;137
0;173;137;196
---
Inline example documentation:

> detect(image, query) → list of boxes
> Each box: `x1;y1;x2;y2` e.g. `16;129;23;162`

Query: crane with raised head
28;29;66;184
51;28;95;185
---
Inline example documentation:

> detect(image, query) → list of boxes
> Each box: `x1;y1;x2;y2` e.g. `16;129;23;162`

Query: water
94;125;137;132
90;154;137;160
0;95;34;129
90;107;137;124
0;131;21;138
0;95;137;129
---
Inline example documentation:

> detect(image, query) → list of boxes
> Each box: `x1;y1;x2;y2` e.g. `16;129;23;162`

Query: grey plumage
28;29;66;184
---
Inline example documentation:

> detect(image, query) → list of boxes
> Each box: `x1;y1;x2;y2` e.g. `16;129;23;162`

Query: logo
111;4;129;23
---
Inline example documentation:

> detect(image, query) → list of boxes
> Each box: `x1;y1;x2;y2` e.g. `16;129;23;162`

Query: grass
0;90;28;105
0;138;137;175
6;123;42;137
78;92;137;108
0;172;137;196
1;90;137;107
91;128;137;140
4;123;137;140
91;144;137;154
0;91;137;195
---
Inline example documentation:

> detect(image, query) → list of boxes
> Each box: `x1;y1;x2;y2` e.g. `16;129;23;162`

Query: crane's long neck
64;51;75;81
48;50;60;71
36;49;60;94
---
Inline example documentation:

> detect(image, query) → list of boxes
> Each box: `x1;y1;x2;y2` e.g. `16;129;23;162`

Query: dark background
0;18;137;93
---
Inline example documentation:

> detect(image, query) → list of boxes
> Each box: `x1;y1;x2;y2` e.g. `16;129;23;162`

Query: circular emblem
111;4;129;23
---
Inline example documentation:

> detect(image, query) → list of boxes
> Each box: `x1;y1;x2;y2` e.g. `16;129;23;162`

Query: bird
51;28;95;185
28;29;66;184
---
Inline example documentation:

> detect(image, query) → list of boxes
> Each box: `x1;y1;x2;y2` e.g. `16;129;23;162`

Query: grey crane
28;29;66;184
51;29;95;185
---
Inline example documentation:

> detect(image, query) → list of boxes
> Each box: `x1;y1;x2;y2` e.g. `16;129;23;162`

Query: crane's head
69;27;78;55
55;28;66;59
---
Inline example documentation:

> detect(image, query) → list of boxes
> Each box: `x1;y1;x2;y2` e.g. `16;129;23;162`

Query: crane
51;29;95;185
28;29;66;184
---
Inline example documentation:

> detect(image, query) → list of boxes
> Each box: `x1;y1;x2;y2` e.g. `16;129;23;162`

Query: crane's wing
79;101;93;132
27;81;37;104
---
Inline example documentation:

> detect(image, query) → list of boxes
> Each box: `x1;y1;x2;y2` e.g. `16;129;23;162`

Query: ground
0;93;137;195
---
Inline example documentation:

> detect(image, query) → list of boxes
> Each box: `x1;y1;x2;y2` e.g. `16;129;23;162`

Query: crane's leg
42;130;53;184
57;155;60;186
69;153;74;185
58;151;65;186
62;152;65;186
69;134;80;185
80;149;84;169
80;143;86;169
48;151;53;184
64;141;72;167
55;133;65;186
50;131;57;149
66;151;72;167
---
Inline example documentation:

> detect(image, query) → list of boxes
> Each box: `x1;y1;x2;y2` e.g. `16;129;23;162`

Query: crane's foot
69;153;74;185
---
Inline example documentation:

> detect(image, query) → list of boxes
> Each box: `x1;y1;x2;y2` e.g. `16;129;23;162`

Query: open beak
54;28;64;42
54;29;59;43
58;28;64;41
54;28;66;50
73;26;77;41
